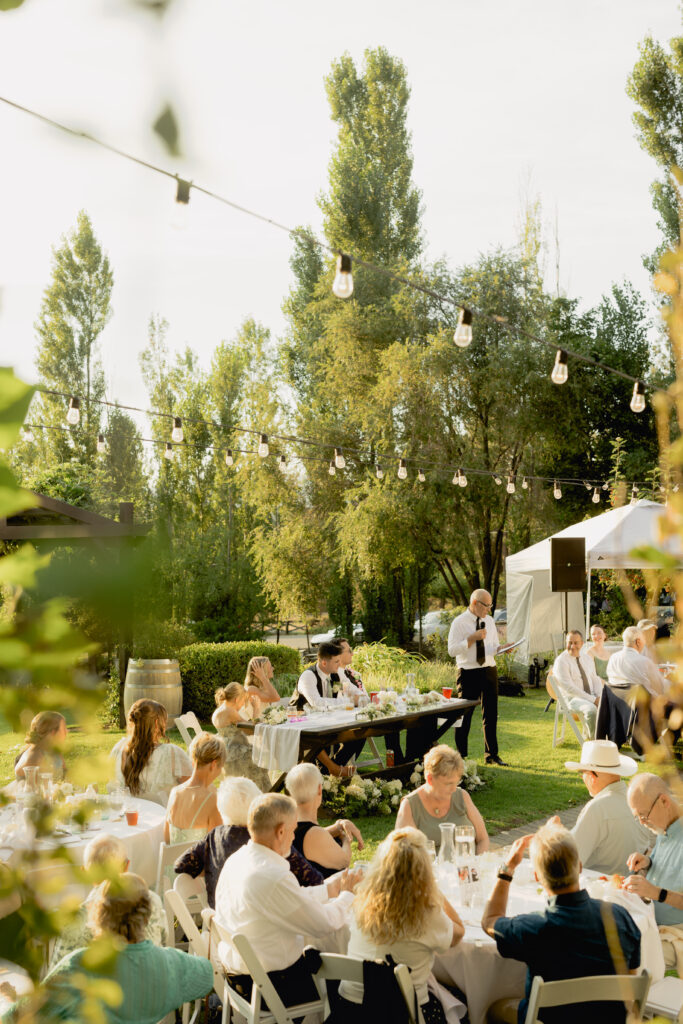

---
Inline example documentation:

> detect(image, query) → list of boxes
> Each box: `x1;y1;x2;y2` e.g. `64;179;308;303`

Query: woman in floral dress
211;683;271;790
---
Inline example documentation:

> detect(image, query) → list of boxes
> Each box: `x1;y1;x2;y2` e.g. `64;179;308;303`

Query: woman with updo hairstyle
395;744;489;853
336;828;464;1024
164;732;224;844
211;683;271;789
110;699;192;806
14;711;67;781
34;873;213;1024
244;656;280;704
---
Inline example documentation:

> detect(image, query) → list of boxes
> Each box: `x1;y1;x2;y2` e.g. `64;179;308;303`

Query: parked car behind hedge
177;642;301;719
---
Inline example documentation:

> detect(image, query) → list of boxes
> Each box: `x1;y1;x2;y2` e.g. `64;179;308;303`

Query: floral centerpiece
259;704;288;725
422;690;444;705
355;700;397;721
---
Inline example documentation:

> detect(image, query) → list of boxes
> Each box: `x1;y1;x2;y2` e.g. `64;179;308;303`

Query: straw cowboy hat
565;740;638;777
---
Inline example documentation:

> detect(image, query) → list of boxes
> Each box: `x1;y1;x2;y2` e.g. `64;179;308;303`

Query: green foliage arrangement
131;620;197;660
350;641;457;692
177;642;301;718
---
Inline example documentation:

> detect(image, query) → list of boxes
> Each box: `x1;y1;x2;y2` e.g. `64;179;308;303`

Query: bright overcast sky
0;0;680;413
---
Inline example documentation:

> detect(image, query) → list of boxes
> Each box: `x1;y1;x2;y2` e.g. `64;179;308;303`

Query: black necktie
476;618;486;666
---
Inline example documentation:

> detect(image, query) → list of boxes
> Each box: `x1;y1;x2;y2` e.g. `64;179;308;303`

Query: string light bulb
225;449;234;467
172;417;183;443
583;481;592;491
398;458;408;480
630;485;638;505
506;475;516;494
630;381;646;414
334;447;345;469
22;425;34;443
418;469;425;483
375;464;384;480
602;481;609;491
551;349;569;385
553;480;562;500
521;477;529;490
172;176;191;230
279;455;287;471
332;254;354;299
258;434;269;458
592;488;600;504
458;469;468;487
66;396;80;425
328;460;336;476
164;442;174;460
493;475;502;486
454;307;473;348
97;433;106;454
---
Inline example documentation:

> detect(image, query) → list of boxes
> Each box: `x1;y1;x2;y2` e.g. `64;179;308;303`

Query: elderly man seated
607;626;664;700
564;740;650;875
481;823;641;1024
552;630;603;739
625;773;683;972
214;792;361;1008
286;762;364;878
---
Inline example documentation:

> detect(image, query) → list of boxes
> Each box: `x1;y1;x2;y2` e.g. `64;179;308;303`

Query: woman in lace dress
111;699;192;806
164;732;224;844
211;683;271;790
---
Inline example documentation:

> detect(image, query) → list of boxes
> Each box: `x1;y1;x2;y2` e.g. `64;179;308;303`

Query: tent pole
585;568;591;640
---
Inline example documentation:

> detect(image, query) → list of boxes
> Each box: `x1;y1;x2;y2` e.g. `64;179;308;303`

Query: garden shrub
178;642;301;718
132;620;197;660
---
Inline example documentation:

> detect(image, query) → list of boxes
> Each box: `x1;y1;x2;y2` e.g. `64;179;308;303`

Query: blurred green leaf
0;367;34;447
0;0;27;10
0;545;51;588
152;103;181;156
0;464;34;517
629;544;680;569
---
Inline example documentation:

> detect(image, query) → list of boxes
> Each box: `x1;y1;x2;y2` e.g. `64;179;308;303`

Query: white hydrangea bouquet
259;704;288;725
355;698;397;721
322;773;411;817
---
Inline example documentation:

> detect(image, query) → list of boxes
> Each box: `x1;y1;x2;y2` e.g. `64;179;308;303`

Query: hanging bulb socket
602;481;609;491
418;469;425;483
630;485;638;505
375;464;384;480
551;349;569;385
258;434;269;458
66;396;81;425
332;254;354;299
334;447;346;469
97;433;106;454
630;380;646;413
454;307;473;348
225;449;234;467
172;416;184;443
458;469;468;487
164;442;174;460
506;475;516;494
175;177;191;204
592;487;600;504
521;477;529;490
398;458;408;480
328;460;336;476
583;481;592;491
279;455;287;471
553;480;562;500
493;475;502;486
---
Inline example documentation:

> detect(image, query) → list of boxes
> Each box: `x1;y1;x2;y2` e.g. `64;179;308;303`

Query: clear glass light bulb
376;465;384;480
553;481;562;499
592;488;600;503
225;449;234;467
494;475;502;486
328;460;336;476
506;476;516;494
522;477;529;489
279;455;287;471
630;381;646;413
172;417;183;443
164;442;174;460
418;469;425;482
334;447;345;469
258;434;269;458
66;397;80;425
454;307;473;348
458;470;467;487
398;458;408;480
551;349;568;385
583;481;592;491
97;433;106;454
332;254;354;299
602;481;609;491
23;426;34;443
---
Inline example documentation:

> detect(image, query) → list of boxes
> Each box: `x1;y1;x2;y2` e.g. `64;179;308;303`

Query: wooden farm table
237;697;479;791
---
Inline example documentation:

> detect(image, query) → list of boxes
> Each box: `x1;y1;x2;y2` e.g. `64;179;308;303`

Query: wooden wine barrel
123;659;183;724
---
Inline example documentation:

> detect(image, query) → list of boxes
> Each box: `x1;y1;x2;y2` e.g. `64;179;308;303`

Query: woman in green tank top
395;744;489;852
586;624;610;680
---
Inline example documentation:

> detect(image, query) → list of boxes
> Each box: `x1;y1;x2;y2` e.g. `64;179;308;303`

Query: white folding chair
173;871;209;920
155;840;196;938
523;970;650;1024
644;976;683;1020
545;673;585;747
175;712;203;749
164;889;216;1024
394;963;427;1024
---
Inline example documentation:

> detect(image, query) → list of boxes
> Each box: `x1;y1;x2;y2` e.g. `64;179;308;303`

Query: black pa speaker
550;537;586;592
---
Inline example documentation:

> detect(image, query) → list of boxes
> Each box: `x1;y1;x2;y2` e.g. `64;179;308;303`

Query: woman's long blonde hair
353;828;441;944
122;699;167;796
244;657;270;691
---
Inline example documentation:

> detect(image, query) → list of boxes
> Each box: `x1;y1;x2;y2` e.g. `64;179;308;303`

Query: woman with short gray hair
285;762;364;877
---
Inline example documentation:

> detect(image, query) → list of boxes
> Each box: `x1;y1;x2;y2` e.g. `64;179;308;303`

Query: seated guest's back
482;824;641;1024
21;873;213;1024
607;626;663;698
111;699;191;806
211;683;271;789
14;711;67;782
174;776;323;907
164;732;224;844
286;762;364;877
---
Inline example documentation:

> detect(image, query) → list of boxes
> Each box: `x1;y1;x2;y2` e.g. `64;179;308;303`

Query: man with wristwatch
481;824;641;1024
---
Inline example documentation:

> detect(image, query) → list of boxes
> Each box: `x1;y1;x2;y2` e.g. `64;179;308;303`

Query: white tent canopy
505;500;677;660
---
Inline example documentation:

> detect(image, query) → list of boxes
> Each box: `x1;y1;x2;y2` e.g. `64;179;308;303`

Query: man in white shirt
333;638;365;702
551;631;603;740
214;793;360;1007
448;589;507;766
564;740;651;875
607;626;664;700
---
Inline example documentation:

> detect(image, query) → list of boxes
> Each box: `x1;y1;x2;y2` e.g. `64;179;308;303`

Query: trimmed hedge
177;642;301;719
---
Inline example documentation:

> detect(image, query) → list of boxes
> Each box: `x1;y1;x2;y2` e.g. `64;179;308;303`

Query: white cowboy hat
565;740;638;777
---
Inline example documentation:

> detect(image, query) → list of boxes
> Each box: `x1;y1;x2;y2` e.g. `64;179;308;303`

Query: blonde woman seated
285;762;364;878
164;733;225;844
111;699;192;806
14;711;67;782
395;745;488;853
586;624;610;681
337;828;464;1024
245;656;281;704
212;683;271;790
49;834;167;968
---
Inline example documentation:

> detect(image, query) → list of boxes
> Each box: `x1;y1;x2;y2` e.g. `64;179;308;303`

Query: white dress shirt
552;650;603;703
297;666;332;707
607;646;664;696
447;609;499;669
571;779;652;875
214;840;353;973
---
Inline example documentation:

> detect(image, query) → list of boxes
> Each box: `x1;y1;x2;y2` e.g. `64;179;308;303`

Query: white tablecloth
0;797;165;887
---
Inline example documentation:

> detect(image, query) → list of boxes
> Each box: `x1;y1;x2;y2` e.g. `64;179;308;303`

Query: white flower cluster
260;704;288;725
321;763;425;816
355;700;397;721
422;691;445;705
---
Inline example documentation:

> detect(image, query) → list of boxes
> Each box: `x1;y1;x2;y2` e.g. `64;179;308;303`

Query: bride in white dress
111;698;192;806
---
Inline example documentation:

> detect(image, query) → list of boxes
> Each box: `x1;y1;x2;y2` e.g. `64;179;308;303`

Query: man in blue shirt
481;824;641;1024
624;772;683;969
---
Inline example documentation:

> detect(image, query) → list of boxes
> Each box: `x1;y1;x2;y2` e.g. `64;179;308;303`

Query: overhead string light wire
0;95;649;404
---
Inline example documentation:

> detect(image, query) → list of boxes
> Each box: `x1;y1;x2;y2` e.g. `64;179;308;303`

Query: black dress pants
456;666;499;758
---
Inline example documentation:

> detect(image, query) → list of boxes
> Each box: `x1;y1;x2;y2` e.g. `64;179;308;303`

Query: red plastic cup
442;687;453;700
125;810;139;827
370;691;379;704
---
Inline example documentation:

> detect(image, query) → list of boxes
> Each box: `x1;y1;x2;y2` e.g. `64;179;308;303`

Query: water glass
38;772;53;801
426;840;437;864
406;672;417;695
23;766;39;796
109;789;124;819
455;825;476;861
